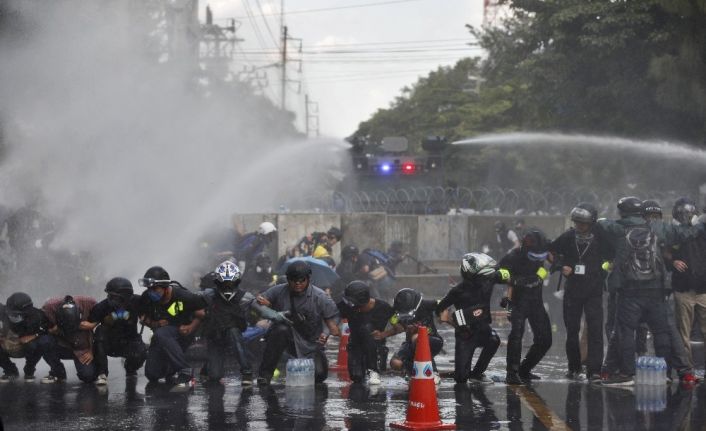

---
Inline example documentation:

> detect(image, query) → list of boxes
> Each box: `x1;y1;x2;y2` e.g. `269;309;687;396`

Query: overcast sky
203;0;485;138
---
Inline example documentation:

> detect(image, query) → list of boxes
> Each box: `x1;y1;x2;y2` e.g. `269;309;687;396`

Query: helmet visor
138;278;170;288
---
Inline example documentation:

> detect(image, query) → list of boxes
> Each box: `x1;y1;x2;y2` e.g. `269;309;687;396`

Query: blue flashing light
381;163;391;173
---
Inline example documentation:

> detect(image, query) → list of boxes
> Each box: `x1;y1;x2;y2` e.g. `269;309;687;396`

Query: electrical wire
232;0;431;19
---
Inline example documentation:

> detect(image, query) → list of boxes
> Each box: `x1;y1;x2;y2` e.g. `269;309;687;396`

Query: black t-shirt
139;286;206;327
499;249;544;303
7;307;49;337
88;295;141;339
337;299;394;341
549;227;614;297
437;278;495;325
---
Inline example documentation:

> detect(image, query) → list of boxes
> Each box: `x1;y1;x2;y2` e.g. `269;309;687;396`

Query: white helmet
460;252;497;279
257;221;277;235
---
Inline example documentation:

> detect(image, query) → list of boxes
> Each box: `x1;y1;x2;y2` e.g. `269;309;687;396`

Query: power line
232;0;430;19
254;0;280;48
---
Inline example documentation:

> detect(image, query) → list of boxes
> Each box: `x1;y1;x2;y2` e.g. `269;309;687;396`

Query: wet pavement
1;327;705;430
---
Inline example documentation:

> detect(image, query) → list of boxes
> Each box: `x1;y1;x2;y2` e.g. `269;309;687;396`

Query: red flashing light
401;162;415;174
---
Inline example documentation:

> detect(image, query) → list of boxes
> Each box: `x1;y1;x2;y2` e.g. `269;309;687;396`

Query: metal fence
290;186;693;216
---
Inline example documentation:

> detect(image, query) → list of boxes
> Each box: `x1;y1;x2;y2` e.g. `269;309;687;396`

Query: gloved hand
274;311;293;325
500;296;510;309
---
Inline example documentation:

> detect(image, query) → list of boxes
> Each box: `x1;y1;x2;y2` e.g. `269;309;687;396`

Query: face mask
527;251;548;262
8;312;24;324
147;290;163;302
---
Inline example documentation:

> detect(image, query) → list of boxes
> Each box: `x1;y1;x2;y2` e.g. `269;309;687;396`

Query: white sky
202;0;485;138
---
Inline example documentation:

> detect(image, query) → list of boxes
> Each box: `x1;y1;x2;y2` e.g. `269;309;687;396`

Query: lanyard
574;237;592;264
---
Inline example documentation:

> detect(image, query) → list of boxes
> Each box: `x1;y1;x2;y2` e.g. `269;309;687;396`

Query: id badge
574;264;586;275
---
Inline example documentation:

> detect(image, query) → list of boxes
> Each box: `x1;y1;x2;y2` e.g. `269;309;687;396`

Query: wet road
1;327;705;430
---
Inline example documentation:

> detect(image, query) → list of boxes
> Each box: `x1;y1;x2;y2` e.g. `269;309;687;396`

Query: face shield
395;296;423;325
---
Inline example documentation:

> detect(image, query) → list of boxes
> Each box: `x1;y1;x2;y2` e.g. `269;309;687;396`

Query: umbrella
279;256;339;289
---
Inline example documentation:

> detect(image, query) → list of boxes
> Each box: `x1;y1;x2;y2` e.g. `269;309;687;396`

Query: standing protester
43;295;98;383
240;252;278;294
336;281;395;385
599;196;704;385
256;261;340;385
436;253;509;384
549;203;613;382
83;277;147;386
355;248;395;302
201;260;291;386
138;266;206;390
667;197;706;381
389;288;443;385
0;292;63;383
493;221;520;259
499;228;552;385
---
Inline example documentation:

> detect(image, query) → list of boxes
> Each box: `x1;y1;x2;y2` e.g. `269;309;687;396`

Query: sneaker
169;373;195;392
24;374;35;383
0;372;18;383
505;372;523;385
519;371;541;381
41;375;65;384
367;370;381;386
241;373;254;386
468;372;493;385
588;373;602;384
257;376;271;386
565;371;585;381
433;372;441;385
601;374;634;386
95;374;108;386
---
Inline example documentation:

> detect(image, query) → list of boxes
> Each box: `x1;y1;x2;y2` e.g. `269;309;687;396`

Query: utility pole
305;94;319;137
281;25;288;110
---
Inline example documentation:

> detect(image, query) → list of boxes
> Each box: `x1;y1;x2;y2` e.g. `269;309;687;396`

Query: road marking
510;385;572;431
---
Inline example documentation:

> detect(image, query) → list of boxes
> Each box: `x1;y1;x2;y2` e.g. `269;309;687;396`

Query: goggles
395;297;423;324
138;278;171;289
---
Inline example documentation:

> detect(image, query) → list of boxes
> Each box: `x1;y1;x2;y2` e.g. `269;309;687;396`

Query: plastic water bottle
636;356;644;385
286;358;315;387
646;357;655;385
657;357;667;385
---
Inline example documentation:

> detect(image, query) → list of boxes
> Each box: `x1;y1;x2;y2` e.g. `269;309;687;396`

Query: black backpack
621;224;661;281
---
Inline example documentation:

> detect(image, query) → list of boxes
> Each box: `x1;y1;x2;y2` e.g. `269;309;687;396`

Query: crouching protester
389;288;443;385
201;260;291;385
255;261;340;385
436;253;509;384
138;266;206;390
336;281;395;385
83;277;147;385
0;293;63;383
43;295;98;383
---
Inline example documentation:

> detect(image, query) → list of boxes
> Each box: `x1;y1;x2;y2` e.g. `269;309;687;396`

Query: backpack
621;224;661;282
363;248;391;266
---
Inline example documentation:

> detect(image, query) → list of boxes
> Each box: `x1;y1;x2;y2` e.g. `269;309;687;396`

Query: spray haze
0;0;343;292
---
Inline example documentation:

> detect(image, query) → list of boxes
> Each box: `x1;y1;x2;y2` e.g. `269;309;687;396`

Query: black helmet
139;266;170;288
393;288;422;325
343;281;370;307
285;260;312;282
672;197;697;225
642;200;662;218
56;296;82;335
494;220;506;232
327;227;343;241
617;196;643;218
570;202;597;224
341;245;360;260
105;277;134;296
6;292;33;312
521;228;549;261
254;252;273;272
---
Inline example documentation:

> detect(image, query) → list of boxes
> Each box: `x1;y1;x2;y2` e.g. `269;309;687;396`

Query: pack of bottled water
636;384;667;412
286;358;315;387
635;356;667;385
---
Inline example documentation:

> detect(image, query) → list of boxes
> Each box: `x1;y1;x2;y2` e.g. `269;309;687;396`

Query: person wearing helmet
201;260;291;386
42;295;98;383
599;196;706;386
233;221;277;271
0;292;63;383
499;228;552;385
81;277;147;386
668;197;706;383
548;203;613;382
436;252;509;384
493;220;520;258
137;266;206;390
255;260;340;385
240;252;278;294
336;281;395;385
389;288;443;384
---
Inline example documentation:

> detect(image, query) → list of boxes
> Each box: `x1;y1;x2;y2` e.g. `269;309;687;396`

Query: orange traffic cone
330;319;350;371
390;326;455;431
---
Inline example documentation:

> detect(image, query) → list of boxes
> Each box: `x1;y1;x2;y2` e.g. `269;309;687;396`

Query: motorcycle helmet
617;196;643;218
460;252;497;280
214;260;242;301
257;221;277;235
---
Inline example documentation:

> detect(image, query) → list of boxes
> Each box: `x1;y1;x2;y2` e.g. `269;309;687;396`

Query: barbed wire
285;187;693;216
